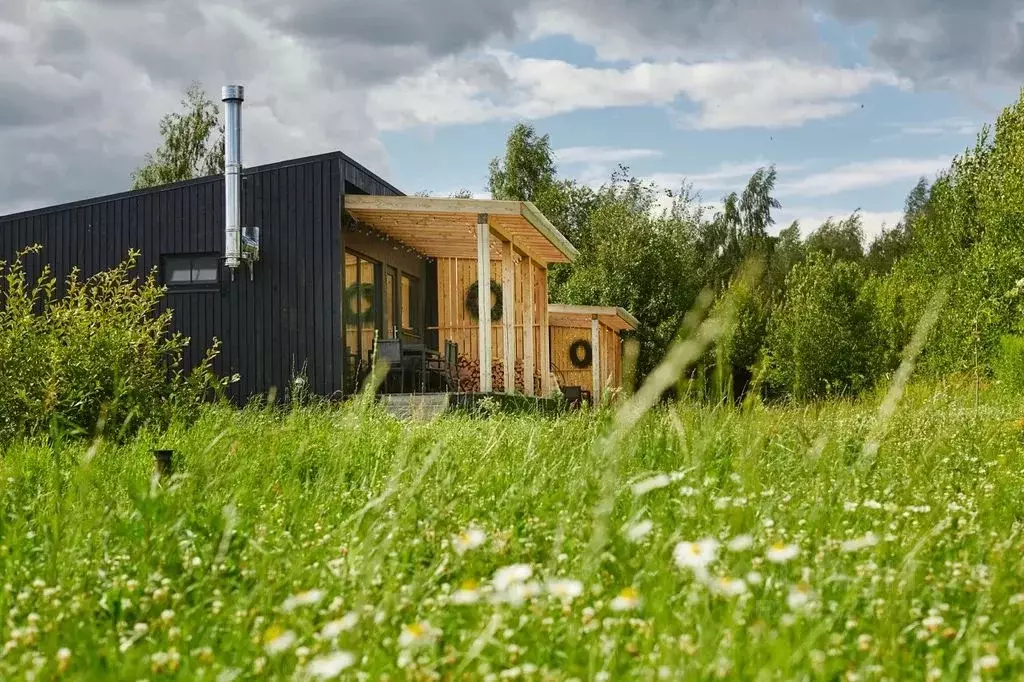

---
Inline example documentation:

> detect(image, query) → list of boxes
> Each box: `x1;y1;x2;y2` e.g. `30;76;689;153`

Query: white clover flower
727;534;754;552
840;532;879;553
632;474;672;496
673;539;719;571
766;542;799;563
609;587;641;612
305;651;356;679
492;564;533;591
320;612;359;639
978;654;999;672
282;589;326;613
398;621;440;648
452;527;487;555
264;629;297;656
546;578;584;603
625;519;654;542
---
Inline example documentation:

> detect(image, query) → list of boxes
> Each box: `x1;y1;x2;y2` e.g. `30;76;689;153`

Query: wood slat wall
550;320;624;395
433;255;548;393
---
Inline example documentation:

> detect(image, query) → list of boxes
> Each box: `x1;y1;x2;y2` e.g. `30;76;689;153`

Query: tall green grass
1;380;1022;680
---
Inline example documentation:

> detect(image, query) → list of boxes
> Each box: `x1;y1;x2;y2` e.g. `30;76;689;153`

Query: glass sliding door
343;250;380;392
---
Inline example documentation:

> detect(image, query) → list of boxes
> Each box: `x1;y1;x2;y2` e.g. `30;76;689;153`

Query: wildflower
843;501;858;512
56;648;71;673
196;647;215;665
921;615;944;632
787;584;813;611
857;634;872;651
679;486;698;497
710;576;748;597
133;622;149;636
452;527;487;555
263;627;298;656
320;612;359;638
745;571;763;586
306;651;356;679
452;580;482;605
632;474;671;496
1009;593;1024;606
190;557;202;568
398;621;440;648
282;589;326;613
492;581;541;606
862;500;882;510
840;532;880;553
610;587;641;612
546;578;584;603
978;654;999;672
492;564;532;591
727;534;754;552
160;609;175;624
673;539;719;571
766;542;799;563
625;519;654;542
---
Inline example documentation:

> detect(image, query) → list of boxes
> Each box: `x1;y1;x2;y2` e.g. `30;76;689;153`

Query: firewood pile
456;355;537;393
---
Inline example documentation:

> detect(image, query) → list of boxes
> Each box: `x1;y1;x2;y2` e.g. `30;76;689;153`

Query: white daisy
320;612;359;639
786;584;813;611
727;534;754;552
625;519;654;542
765;542;799;563
673;539;720;571
305;651;355;679
492;564;532;591
840;532;879;553
452;527;487;555
451;580;481;605
264;629;297;656
546;578;584;603
282;589;326;613
710;576;748;597
609;587;641;612
398;621;440;648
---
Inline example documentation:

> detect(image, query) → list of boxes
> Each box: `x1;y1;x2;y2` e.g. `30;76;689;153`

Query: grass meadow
1;379;1024;681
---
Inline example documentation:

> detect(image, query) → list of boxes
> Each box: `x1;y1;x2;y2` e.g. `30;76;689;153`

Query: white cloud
554;146;663;165
648;160;809;195
896;117;980;136
778;156;952;198
367;50;905;132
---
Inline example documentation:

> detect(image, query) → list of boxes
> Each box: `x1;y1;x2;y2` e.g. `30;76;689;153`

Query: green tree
487;122;556;202
805;212;865;262
131;82;225;190
765;253;878;400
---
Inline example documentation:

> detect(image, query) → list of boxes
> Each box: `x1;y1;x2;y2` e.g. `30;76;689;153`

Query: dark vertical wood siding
0;153;366;403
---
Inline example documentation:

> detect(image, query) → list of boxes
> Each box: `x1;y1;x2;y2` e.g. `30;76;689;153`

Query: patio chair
373;338;404;393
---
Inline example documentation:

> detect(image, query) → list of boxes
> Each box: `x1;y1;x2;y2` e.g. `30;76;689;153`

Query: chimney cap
222;84;244;102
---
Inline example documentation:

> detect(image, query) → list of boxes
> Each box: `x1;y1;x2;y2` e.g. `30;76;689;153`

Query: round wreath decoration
465;279;503;322
344;283;376;323
569;339;593;369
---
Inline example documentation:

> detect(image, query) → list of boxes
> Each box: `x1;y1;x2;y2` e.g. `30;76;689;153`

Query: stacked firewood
456;355;532;393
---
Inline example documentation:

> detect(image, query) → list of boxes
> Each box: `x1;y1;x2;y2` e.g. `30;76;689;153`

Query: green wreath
344;283;376;324
465;280;503;322
569;339;593;369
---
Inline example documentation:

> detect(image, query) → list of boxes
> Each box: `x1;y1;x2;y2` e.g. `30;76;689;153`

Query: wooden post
502;239;516;395
523;255;535;396
476;214;492;393
539;264;551;397
591;315;601;405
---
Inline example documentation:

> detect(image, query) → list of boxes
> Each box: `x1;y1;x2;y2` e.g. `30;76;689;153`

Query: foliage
0;246;224;444
804;211;865;263
487;122;556;203
765;253;878;400
1;385;1023;678
131;82;225;190
992;334;1024;392
559;169;703;379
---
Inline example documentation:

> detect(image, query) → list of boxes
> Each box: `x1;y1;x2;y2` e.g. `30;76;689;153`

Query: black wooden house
0;85;579;404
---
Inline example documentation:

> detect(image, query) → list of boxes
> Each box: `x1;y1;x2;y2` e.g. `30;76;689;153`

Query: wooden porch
344;195;577;397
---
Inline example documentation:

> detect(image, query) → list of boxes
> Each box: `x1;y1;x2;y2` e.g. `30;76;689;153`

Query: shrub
0;245;223;444
764;253;878;401
993;334;1024;392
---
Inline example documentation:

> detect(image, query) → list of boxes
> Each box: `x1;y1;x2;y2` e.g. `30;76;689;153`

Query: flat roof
547;304;639;331
344;195;578;265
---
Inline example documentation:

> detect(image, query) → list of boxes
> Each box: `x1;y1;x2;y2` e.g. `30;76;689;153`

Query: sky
2;0;1023;242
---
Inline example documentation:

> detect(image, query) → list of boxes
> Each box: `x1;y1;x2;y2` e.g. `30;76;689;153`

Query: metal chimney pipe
222;84;244;271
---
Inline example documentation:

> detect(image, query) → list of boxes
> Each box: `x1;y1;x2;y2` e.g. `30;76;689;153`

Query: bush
993;334;1024;392
764;253;878;401
0;245;223;444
